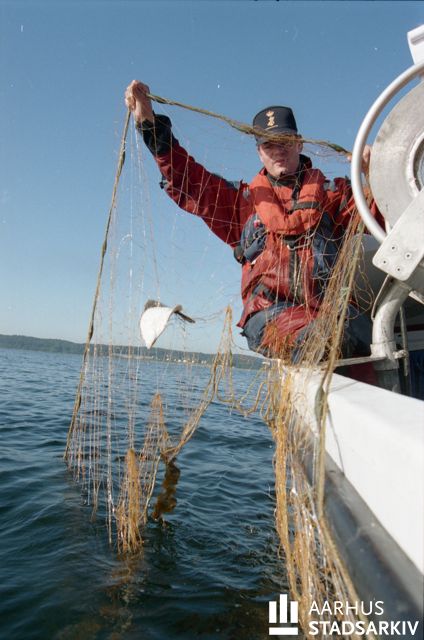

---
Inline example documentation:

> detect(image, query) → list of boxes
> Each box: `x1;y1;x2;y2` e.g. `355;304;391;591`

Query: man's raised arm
124;80;251;247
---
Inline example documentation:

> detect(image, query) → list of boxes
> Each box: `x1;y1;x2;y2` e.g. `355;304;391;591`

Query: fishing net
64;97;376;637
263;217;375;636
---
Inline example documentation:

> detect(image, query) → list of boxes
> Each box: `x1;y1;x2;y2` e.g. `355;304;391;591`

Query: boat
284;24;424;636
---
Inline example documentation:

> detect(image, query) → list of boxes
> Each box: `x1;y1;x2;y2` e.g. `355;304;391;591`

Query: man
125;80;377;360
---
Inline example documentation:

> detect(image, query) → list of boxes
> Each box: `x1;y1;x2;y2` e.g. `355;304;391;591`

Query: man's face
257;140;303;178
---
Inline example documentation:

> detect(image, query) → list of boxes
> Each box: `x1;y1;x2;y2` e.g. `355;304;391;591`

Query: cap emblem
266;110;275;128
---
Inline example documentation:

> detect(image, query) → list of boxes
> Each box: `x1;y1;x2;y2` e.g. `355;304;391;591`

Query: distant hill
0;334;84;354
0;334;264;370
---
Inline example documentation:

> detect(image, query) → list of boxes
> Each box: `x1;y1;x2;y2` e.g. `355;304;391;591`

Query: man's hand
361;144;372;175
125;80;154;125
347;144;372;175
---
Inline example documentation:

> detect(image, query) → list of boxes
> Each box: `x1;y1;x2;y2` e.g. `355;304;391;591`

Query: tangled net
262;217;376;637
64;99;376;637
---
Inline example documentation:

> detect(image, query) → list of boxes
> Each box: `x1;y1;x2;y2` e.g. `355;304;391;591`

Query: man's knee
241;305;312;359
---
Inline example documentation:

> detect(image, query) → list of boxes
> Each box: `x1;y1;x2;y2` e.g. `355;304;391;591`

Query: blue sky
1;0;422;353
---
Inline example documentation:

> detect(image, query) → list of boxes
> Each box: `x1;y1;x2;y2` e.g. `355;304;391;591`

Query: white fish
139;300;195;349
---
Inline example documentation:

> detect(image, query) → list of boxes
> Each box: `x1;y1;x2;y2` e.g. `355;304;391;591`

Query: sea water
0;348;287;640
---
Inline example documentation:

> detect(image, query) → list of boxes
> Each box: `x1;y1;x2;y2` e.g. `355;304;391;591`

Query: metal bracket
330;355;386;368
408;24;424;65
372;188;424;280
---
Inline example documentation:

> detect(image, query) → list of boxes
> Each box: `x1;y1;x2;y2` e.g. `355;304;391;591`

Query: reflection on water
0;348;289;639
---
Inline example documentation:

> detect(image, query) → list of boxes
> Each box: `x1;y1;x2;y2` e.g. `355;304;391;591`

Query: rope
64;109;132;461
147;92;350;155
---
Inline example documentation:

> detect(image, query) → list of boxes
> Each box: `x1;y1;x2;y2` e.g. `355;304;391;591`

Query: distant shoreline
0;334;263;370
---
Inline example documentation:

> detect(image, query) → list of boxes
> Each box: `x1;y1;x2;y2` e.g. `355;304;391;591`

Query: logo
267;597;421;637
266;110;276;128
269;594;299;636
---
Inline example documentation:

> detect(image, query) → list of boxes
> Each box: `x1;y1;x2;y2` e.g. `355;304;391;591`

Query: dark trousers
241;303;372;362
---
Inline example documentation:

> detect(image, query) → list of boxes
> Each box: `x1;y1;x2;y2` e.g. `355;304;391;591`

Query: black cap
253;106;298;145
